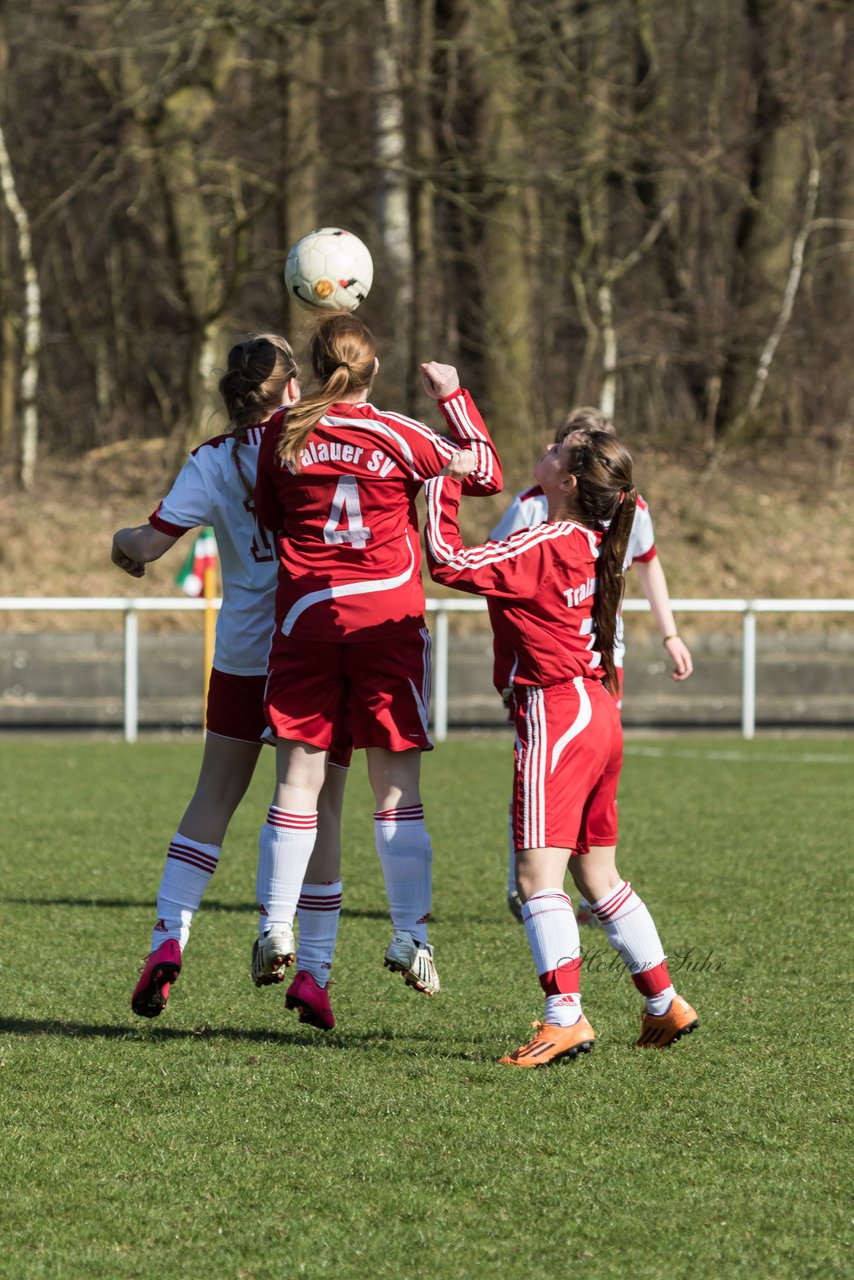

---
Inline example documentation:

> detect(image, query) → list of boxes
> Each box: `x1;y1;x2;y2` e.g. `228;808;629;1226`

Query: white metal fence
2;596;854;742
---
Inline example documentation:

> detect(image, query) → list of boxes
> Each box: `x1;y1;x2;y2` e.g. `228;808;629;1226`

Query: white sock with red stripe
590;880;676;1013
296;879;342;987
521;889;583;1027
373;805;432;940
257;806;318;937
150;832;221;951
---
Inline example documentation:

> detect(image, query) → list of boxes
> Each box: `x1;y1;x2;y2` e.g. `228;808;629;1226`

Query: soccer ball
284;227;374;313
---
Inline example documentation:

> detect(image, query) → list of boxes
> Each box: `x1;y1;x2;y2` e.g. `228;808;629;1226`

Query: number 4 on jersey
323;476;372;549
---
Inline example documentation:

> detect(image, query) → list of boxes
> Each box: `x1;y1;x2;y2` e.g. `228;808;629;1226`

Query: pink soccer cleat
284;970;336;1031
131;939;182;1018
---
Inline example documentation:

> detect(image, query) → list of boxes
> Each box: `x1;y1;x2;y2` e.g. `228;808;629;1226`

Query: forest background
0;0;852;608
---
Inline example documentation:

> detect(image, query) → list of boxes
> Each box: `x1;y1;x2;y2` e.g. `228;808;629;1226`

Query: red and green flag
175;527;218;597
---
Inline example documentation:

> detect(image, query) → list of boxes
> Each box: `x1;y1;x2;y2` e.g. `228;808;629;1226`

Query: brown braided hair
219;333;298;497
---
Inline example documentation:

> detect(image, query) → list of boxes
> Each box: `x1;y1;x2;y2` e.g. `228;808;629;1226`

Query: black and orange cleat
498;1016;596;1068
634;994;699;1048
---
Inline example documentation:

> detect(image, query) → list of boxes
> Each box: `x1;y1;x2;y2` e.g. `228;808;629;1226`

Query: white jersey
490;484;657;667
150;425;277;676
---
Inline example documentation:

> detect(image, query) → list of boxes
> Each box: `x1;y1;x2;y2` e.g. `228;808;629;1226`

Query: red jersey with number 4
425;475;606;690
254;388;502;642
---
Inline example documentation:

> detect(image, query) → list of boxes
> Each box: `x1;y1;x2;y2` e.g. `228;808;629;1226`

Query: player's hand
111;536;146;578
441;449;477;480
665;635;693;681
420;361;460;401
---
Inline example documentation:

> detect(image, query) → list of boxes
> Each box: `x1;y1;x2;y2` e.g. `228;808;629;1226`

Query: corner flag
176;527;218;597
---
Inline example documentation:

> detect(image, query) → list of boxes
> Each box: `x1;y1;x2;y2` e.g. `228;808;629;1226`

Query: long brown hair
276;312;377;468
562;429;637;694
219;333;298;497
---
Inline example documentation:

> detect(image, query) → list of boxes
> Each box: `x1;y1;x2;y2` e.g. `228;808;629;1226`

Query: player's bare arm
634;556;693;681
420;361;460;401
111;524;178;578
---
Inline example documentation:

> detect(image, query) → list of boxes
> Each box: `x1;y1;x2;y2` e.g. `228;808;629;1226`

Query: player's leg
285;753;348;1030
348;626;439;996
366;745;439;995
499;682;605;1066
255;639;345;986
501;842;595;1067
567;699;697;1047
570;848;698;1046
505;803;523;921
132;671;265;1018
253;738;328;985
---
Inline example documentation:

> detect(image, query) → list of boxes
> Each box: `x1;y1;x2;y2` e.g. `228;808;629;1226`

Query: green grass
0;734;851;1279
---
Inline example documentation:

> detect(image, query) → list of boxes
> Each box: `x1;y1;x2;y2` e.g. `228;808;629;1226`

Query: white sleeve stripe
326;410;457;475
427;477;581;571
440;389;494;483
440;396;493;486
441;393;487;443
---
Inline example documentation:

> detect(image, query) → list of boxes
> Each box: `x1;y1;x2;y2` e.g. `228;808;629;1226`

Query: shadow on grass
1;897;390;921
0;1016;491;1060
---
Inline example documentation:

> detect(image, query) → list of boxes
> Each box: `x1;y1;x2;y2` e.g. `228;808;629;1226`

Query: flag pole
202;564;216;732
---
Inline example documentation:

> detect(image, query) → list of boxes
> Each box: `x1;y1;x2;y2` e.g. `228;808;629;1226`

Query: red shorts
264;625;433;754
208;668;352;765
512;677;622;853
206;669;268;744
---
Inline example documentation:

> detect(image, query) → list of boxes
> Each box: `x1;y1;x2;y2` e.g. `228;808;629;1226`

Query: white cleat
383;931;440;996
251;924;296;987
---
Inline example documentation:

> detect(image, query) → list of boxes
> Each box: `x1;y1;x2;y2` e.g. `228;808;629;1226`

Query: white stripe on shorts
550;676;592;774
521;687;547;850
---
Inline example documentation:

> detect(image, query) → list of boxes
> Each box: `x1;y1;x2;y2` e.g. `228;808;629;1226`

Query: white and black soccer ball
284;227;374;313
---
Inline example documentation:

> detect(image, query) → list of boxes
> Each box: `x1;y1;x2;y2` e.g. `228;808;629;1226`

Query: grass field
1;734;851;1279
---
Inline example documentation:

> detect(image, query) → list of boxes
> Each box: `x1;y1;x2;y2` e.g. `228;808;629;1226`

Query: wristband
662;633;679;645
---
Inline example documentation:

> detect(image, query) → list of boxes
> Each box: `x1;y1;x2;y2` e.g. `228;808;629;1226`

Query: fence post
432;605;449;742
742;606;756;741
124;606;139;744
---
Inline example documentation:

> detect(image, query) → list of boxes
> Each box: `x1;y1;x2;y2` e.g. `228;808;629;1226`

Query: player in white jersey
494;407;693;922
112;334;345;1029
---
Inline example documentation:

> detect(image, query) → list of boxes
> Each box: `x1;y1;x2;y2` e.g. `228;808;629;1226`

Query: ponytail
277;313;376;469
561;429;636;696
593;487;637;694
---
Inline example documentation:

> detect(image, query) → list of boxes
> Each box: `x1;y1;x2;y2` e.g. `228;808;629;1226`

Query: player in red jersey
251;311;503;1000
112;334;346;1029
493;406;693;922
425;431;698;1063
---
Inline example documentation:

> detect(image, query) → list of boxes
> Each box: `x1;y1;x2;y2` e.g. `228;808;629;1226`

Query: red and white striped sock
373;805;432;940
257;806;318;937
521;888;583;1027
150;832;221;951
591;880;676;1013
296;879;343;987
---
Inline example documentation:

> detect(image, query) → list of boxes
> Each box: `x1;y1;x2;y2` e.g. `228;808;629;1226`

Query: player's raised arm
424;471;550;599
420;361;503;495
